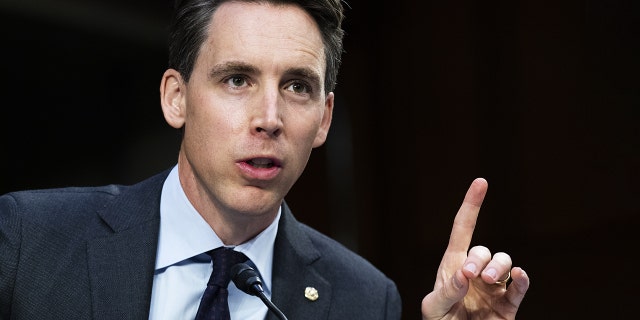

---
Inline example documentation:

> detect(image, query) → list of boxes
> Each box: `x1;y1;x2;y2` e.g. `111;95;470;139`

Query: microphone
231;263;289;320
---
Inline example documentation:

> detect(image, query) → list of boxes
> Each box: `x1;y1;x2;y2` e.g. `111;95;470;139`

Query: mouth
238;157;282;181
245;157;281;169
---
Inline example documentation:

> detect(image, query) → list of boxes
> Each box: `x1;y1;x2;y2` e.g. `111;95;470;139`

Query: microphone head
231;263;264;296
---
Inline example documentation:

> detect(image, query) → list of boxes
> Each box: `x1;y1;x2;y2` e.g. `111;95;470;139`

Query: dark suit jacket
0;169;401;319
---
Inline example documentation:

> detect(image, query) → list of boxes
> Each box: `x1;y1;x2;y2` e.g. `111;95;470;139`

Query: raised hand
421;178;530;320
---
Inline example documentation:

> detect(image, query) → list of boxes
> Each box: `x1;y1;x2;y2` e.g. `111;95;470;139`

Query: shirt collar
156;165;279;292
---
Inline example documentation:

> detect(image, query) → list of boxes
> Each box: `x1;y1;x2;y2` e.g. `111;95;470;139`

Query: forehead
197;2;326;77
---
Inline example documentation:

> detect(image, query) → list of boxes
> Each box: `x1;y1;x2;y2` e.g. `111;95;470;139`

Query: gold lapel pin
304;287;319;301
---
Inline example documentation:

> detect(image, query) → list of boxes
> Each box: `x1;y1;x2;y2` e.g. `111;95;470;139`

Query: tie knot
207;247;248;288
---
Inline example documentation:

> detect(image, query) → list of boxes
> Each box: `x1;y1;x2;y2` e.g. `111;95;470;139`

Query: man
0;0;529;319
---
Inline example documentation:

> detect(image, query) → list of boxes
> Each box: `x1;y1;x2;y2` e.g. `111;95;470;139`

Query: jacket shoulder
0;169;170;239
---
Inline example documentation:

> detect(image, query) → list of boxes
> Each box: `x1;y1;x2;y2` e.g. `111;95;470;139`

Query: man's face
165;2;333;220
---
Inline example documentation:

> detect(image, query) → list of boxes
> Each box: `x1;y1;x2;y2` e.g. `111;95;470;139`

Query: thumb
421;269;469;320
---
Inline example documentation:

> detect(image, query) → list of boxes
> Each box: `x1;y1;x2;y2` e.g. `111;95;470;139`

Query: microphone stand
231;263;289;320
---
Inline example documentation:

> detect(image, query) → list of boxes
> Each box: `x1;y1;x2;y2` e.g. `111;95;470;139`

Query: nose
251;89;283;137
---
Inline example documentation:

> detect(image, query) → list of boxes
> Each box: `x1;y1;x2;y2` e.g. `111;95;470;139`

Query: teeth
249;158;274;168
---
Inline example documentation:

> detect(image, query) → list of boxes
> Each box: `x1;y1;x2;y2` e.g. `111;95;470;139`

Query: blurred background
1;0;638;318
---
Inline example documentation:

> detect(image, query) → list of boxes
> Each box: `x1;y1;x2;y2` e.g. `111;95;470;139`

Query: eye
285;82;310;94
224;76;248;88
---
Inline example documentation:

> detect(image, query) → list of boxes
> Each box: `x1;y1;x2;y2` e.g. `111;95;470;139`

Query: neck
176;157;280;245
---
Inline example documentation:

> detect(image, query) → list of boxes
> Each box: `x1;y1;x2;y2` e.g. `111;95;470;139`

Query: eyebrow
208;61;323;88
285;67;322;89
208;61;258;80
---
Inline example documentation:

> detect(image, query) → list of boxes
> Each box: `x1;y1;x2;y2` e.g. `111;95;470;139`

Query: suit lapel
267;203;332;320
86;171;167;320
87;221;158;319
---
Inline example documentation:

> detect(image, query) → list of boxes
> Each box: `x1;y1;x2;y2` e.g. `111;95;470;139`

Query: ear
312;92;334;148
160;68;186;129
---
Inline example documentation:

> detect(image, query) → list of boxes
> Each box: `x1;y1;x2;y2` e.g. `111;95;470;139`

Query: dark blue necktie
195;247;248;320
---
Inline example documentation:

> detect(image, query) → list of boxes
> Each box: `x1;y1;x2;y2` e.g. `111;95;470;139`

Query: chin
227;190;282;216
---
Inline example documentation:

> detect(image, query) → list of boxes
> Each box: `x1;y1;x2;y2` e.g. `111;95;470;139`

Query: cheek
186;94;241;135
290;114;324;147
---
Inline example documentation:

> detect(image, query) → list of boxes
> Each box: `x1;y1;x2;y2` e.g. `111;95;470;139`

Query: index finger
446;178;488;253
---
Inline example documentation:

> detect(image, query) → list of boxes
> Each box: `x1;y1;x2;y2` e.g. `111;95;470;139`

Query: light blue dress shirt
148;166;279;320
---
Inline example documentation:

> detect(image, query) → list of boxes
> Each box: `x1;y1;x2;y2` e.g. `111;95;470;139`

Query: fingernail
464;263;477;274
485;268;497;279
